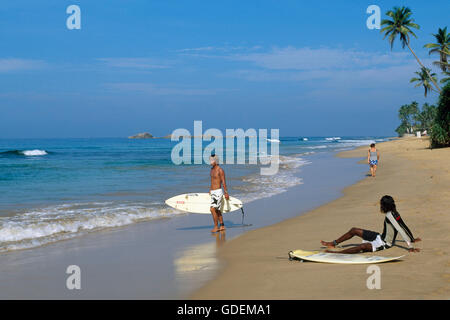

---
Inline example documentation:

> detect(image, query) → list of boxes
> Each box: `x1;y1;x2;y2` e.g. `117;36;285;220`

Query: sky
0;0;449;138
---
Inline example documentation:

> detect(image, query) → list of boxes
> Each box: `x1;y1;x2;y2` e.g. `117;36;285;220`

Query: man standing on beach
209;154;229;233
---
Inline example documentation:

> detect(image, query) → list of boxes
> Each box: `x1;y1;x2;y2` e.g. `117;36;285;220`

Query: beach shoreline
191;137;450;299
0;146;369;299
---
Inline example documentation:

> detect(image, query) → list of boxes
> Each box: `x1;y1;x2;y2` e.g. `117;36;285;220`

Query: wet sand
192;137;450;299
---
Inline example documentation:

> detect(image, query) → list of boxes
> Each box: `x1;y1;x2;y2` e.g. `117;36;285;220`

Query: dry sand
191;137;450;299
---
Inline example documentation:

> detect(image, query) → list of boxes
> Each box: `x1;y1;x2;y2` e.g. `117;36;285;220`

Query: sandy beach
192;137;450;299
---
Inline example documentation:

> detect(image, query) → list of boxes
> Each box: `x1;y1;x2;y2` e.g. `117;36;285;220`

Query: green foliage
431;82;450;148
396;101;438;136
441;70;450;84
415;103;437;131
395;122;409;136
381;6;419;49
410;67;438;97
381;7;441;93
424;27;449;72
397;101;419;135
386;14;448;140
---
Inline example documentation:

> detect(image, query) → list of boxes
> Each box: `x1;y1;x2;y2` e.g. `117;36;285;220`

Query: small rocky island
128;132;154;139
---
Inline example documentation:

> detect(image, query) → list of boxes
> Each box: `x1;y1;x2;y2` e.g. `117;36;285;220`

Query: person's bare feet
325;249;337;253
321;240;335;248
211;227;220;233
219;225;226;231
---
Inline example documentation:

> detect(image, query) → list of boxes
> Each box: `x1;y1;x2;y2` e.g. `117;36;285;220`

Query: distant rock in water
128;132;154;139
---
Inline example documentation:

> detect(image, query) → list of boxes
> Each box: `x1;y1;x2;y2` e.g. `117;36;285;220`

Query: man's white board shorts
210;189;223;210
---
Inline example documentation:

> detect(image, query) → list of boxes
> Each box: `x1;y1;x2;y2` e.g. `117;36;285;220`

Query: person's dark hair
380;195;397;214
370;143;375;148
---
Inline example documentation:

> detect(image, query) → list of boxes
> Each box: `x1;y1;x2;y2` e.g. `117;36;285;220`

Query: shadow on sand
176;220;253;231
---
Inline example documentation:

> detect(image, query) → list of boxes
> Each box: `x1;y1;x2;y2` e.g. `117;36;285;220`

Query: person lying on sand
321;195;421;254
209;154;229;233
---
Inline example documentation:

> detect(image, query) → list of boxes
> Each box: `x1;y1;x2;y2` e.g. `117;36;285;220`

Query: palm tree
424;27;450;72
398;102;419;134
415;103;437;131
381;6;442;93
441;71;450;84
410;67;438;97
437;52;450;83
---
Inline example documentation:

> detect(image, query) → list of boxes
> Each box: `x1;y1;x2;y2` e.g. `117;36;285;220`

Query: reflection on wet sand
173;231;226;296
213;230;226;247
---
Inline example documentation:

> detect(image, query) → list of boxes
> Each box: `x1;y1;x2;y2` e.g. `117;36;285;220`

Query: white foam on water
0;202;185;252
21;150;48;156
235;155;310;203
335;139;377;148
325;137;341;141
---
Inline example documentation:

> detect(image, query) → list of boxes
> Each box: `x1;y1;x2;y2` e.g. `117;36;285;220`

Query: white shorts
363;235;387;252
210;189;223;210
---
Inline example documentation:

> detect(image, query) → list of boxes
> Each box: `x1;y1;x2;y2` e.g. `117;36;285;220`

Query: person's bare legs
321;227;374;254
217;210;225;231
372;164;377;177
326;243;372;254
210;207;220;233
321;227;365;247
370;165;375;177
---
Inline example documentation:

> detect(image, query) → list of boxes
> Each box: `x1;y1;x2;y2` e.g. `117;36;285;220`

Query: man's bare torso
210;165;223;190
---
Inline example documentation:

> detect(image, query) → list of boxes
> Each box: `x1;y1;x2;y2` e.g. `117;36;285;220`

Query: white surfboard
165;193;243;214
289;249;404;264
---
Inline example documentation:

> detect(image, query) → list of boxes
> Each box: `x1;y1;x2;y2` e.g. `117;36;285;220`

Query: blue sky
0;0;449;138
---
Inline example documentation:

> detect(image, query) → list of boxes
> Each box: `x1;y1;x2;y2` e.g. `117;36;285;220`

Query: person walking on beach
321;195;421;254
209;154;229;233
368;143;379;177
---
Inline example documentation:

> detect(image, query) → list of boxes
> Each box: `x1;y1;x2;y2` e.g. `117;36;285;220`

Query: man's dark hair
380;195;397;214
370;143;376;148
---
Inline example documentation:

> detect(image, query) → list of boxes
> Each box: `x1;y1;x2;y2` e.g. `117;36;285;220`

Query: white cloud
176;46;218;53
104;82;220;96
228;47;411;70
97;58;170;69
209;46;444;90
224;60;426;91
176;45;262;54
0;58;46;72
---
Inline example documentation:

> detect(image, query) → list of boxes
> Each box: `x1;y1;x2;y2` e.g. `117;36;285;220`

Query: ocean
0;136;388;253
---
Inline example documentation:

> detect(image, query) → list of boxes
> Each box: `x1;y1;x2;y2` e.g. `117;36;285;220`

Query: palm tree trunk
406;42;442;94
